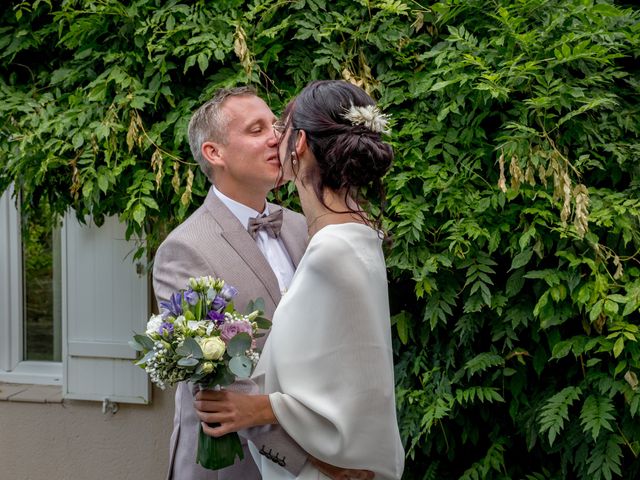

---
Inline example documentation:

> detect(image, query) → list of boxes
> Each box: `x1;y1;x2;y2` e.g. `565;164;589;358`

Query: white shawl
252;223;404;479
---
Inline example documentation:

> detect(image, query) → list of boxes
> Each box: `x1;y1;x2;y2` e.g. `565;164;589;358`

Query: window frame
0;185;63;385
1;186;149;402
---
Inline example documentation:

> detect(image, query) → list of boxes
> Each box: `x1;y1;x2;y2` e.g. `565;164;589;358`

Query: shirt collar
212;186;269;230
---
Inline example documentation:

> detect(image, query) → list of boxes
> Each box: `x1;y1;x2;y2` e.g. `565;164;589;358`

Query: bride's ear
295;130;308;157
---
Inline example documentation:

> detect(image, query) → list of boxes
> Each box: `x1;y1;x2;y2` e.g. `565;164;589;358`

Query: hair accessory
342;104;390;134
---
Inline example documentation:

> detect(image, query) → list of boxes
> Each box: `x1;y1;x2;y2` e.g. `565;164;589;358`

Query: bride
195;80;405;480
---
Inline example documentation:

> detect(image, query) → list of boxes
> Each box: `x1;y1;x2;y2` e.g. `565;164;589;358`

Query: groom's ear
202;141;224;168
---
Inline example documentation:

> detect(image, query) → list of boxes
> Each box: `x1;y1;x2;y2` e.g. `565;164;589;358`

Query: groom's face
214;95;281;197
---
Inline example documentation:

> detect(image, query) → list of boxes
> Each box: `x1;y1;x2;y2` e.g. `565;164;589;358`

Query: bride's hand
194;389;277;437
309;456;375;480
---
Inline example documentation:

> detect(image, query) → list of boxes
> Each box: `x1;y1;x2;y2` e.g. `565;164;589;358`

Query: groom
153;87;371;480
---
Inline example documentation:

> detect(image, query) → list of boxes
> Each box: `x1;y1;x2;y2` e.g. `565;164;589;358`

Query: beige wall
0;386;175;480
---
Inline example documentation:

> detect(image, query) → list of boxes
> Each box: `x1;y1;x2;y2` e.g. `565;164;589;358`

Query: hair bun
322;131;393;189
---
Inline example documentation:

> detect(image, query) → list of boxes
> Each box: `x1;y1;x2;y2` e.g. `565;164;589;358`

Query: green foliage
1;0;640;478
538;386;582;446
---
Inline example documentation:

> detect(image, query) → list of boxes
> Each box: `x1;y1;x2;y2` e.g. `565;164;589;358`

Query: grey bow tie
247;209;283;239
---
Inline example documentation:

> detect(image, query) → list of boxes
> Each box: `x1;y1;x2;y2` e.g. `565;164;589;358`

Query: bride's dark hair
278;80;393;228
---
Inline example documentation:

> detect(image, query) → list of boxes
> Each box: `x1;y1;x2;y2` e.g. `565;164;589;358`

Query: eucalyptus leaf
176;337;203;359
254;317;272;330
135;350;155;367
229;355;252;378
245;297;265;315
227;333;251;357
178;357;199;367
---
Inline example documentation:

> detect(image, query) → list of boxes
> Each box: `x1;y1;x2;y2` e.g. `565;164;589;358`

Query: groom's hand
309;456;375;479
194;389;276;437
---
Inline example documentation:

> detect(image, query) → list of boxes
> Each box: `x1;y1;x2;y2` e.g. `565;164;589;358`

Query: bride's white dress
249;223;405;480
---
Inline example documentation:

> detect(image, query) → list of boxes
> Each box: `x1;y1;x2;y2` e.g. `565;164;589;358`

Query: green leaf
229;355;252;378
510;249;533;271
227;332;251;357
178;357;199;367
97;174;109;193
580;396;615;441
464;352;504;377
132;203;146;225
132;333;154;351
551;340;572;360
253;317;271;330
586;434;623;480
176;337;203;359
590;300;604;323
613;337;625;358
72;133;84;149
141;196;159;210
135;350;155;367
245;297;265;315
197;52;209;74
538;386;582;446
393;311;410;345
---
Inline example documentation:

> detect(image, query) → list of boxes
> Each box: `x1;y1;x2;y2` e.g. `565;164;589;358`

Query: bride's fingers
194;408;227;424
193;399;229;412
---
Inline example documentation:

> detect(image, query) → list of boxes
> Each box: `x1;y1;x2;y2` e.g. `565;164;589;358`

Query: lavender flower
183;288;198;306
220;284;239;301
158;322;174;337
159;292;183;317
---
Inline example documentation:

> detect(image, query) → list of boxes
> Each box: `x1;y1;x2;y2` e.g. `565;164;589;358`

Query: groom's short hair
188;85;257;181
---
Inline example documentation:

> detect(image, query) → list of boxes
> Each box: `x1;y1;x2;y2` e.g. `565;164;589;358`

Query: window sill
0;361;62;385
0;382;63;403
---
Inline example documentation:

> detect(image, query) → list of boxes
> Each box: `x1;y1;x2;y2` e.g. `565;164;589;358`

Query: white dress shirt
213;187;296;294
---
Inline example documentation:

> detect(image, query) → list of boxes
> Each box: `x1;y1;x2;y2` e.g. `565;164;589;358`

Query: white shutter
62;212;150;404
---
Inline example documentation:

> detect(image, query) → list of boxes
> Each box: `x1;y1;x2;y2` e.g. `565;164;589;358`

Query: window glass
21;201;62;362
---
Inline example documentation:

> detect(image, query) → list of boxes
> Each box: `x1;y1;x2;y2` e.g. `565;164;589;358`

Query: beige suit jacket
153;188;309;480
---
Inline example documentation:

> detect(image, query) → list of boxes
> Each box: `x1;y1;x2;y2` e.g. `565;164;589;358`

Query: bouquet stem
196;422;244;470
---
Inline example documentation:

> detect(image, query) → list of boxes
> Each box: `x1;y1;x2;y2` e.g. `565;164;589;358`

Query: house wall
0;385;175;480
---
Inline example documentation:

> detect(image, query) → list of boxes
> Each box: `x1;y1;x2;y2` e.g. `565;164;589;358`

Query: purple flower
212;295;227;311
159;292;183;318
220;321;253;344
158;322;174;336
220;284;238;301
207;310;225;325
183;288;198;306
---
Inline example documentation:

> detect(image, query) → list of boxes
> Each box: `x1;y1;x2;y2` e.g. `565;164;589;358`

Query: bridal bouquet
129;276;270;470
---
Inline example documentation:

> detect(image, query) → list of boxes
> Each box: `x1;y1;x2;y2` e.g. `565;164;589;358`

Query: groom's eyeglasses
272;120;287;137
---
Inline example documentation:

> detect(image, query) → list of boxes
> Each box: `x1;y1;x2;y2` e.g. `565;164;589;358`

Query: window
0;185;58;384
22;196;62;362
0;186;150;403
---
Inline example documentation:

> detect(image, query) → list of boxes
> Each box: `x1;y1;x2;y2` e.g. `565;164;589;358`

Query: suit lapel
203;189;282;305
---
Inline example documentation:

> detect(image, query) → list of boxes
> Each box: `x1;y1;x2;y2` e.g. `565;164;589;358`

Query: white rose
145;314;164;336
201;362;215;374
198;337;226;361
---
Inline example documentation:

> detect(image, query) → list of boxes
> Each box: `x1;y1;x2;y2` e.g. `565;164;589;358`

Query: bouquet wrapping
130;276;270;470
